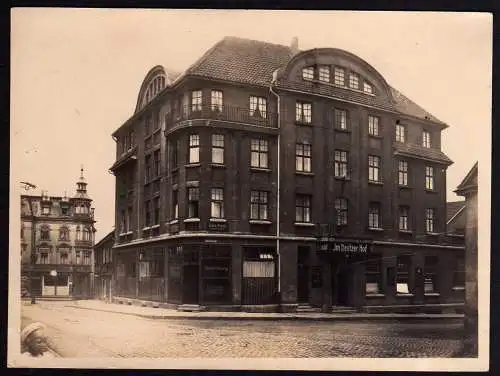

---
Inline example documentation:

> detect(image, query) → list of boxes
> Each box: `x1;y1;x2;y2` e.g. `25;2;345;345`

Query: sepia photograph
9;9;491;371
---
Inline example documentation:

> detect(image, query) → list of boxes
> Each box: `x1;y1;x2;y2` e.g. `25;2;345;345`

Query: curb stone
66;304;465;322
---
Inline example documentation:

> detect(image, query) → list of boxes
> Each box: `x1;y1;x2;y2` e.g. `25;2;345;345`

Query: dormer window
363;82;373;94
334;67;345;86
349;73;359;89
318;66;330;82
302;67;314;81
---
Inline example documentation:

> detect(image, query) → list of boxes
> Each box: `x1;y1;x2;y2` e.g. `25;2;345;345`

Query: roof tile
394;142;453;165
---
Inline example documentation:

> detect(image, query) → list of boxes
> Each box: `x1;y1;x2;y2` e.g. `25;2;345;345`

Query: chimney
290;36;299;55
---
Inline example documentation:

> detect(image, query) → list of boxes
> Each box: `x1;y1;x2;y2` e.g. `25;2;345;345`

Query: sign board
318;240;372;254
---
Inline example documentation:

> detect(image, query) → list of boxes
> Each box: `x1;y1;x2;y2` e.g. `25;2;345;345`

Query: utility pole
21;181;37;304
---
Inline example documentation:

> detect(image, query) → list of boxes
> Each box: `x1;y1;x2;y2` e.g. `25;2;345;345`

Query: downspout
269;70;281;296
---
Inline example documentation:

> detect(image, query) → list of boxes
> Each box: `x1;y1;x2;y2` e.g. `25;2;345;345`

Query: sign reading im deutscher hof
9;9;491;372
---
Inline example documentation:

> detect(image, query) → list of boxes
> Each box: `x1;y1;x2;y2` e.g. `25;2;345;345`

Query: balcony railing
166;104;278;128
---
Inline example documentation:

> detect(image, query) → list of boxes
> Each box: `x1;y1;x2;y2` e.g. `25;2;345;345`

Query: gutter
269;70;281;294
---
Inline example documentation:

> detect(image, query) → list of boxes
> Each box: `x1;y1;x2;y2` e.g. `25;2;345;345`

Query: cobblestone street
21;301;464;358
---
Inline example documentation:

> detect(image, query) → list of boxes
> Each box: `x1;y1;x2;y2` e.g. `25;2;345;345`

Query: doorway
183;265;199;304
336;267;350;306
297;247;310;303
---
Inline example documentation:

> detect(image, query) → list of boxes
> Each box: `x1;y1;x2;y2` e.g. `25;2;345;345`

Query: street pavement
21;301;465;358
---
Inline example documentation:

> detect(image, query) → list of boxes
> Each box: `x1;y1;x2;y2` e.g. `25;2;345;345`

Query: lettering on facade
319;240;372;254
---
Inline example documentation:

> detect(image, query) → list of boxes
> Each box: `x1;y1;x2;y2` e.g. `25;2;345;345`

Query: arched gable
134;65;173;113
279;48;394;100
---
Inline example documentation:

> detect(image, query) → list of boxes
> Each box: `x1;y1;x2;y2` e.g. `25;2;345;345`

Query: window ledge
184;218;200;223
368;227;384;232
426;232;440;236
210;163;226;168
185;163;201;168
368;134;383;139
294;222;315;227
396;293;415;297
209;218;227;223
295;171;314;177
142;227;151;231
250;167;271;173
368;181;383;186
294;121;313;127
424;293;440;297
168;220;179;225
398;229;413;234
249;220;272;225
334;176;351;181
425;189;438;193
398;185;412;189
366;293;385;298
452;286;465;291
334;128;351;133
150;224;160;229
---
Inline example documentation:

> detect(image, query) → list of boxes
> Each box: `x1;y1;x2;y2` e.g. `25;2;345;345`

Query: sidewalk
67;300;464;321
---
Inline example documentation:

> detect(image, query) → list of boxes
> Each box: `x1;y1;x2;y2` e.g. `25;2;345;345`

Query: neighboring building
454;162;478;355
447;200;466;235
110;36;464;312
21;169;96;298
94;230;114;301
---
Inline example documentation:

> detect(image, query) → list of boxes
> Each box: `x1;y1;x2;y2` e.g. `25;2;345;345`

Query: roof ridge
222;35;292;50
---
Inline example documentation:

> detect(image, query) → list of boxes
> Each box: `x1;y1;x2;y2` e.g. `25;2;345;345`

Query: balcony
166;104;278;129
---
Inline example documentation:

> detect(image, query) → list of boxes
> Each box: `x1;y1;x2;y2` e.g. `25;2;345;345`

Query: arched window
76;226;81;241
59;227;70;241
40;225;50;241
83;227;91;241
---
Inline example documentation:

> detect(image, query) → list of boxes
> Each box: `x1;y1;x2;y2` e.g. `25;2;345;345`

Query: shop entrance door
183;265;199;304
336;267;350;306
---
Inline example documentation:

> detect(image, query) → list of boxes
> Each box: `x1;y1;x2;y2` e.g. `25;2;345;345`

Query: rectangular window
76;251;81;265
250;190;269;220
249;96;267;118
368;203;380;229
368;155;381;182
211;90;223;112
145;200;152;226
319;66;330;82
170;139;179;169
396;124;406;143
40;252;49;264
335;109;347;130
398;160;408;186
295;195;312;223
153;111;161;131
334;150;348;178
211;188;224;218
425;166;434;190
126;207;132;232
334;67;345;86
153;150;160;178
250;139;268;168
189;134;200;164
172;191;179;220
60;253;68;265
191;90;202;112
296;101;312;124
153;197;160;225
187;187;200;218
425;208;435;233
349;73;359;89
335;197;348;226
424;256;439;293
399;206;409;230
120;209;126;233
145;155;152;182
368;115;379;136
396;255;411;294
42;206;50;215
302;67;314;80
363;82;373;94
365;254;382;294
211;134;224;164
83;251;91;265
422;131;431;148
295;142;312;172
145;114;152;136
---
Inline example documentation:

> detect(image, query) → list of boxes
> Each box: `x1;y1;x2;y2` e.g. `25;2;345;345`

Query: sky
11;9;492;243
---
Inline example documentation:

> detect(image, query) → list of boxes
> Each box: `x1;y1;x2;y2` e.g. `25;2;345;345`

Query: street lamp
21;181;37;304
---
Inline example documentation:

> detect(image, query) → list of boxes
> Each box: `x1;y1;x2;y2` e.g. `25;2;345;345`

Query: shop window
396;255;411;294
365;254;382;294
424;256;439;293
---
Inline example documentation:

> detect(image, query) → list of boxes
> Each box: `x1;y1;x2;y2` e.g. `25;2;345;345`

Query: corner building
110;37;465;312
